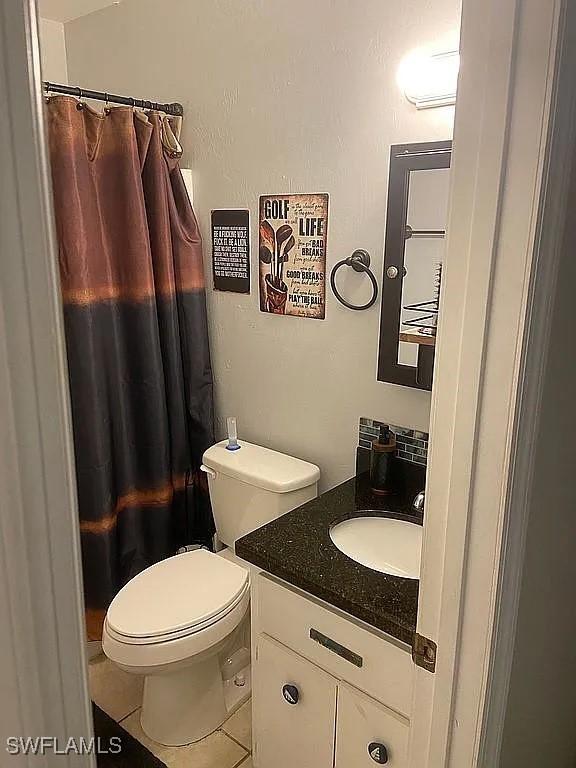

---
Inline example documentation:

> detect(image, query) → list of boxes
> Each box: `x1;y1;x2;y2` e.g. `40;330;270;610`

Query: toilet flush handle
200;464;216;479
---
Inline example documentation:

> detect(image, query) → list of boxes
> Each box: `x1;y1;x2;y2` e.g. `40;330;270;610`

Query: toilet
102;440;319;746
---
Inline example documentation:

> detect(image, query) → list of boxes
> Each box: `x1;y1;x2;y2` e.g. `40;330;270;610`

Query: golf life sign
258;193;328;319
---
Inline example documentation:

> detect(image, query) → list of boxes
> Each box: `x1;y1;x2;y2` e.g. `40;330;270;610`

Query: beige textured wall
39;18;67;83
65;0;459;490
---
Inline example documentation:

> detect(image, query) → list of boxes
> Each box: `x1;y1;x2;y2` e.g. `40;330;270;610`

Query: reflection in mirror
377;140;451;390
397;168;450;366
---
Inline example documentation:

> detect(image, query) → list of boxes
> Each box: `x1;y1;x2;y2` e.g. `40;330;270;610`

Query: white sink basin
329;516;422;579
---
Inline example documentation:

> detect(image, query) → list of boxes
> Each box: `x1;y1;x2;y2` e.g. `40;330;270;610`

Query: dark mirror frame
377;140;452;390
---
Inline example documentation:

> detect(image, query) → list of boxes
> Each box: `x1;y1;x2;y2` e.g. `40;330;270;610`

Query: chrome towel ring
330;249;379;311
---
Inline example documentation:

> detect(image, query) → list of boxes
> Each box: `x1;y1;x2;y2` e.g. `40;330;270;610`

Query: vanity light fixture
397;49;460;109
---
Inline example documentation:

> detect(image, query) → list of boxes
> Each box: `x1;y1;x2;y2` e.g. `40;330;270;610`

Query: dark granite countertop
236;457;425;646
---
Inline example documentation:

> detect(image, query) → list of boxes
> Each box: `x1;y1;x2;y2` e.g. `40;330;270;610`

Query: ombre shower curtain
46;97;215;640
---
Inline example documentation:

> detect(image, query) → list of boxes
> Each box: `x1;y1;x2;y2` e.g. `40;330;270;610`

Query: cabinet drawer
257;574;414;717
253;633;337;768
336;682;409;768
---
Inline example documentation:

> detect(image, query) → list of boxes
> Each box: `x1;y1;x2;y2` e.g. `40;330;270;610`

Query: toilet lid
106;549;249;640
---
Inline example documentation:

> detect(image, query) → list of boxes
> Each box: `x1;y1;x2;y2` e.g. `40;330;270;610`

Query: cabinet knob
282;684;299;705
368;742;389;764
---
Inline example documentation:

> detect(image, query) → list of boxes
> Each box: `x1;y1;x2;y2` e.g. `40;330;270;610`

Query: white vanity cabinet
335;682;409;768
253;634;337;768
252;573;413;768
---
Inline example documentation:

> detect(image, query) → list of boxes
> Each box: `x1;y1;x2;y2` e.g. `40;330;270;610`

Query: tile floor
89;654;252;768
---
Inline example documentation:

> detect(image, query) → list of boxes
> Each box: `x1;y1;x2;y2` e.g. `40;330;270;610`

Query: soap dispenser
370;424;396;495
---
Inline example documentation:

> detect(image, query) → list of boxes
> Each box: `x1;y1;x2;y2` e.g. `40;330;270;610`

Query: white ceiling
38;0;120;23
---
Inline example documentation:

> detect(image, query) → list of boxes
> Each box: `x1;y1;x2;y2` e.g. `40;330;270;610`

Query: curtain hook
76;86;84;110
104;92;110;114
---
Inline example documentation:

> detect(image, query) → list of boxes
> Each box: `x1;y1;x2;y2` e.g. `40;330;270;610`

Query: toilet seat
106;549;249;646
105;585;249;645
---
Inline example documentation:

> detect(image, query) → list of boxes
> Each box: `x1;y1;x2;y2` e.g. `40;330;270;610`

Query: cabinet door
335;682;409;768
253;633;337;768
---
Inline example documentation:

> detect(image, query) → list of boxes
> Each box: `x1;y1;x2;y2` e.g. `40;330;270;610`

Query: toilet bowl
102;548;250;746
102;440;320;746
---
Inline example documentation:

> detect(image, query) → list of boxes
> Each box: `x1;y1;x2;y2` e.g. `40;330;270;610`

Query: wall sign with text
258;193;328;319
211;209;250;293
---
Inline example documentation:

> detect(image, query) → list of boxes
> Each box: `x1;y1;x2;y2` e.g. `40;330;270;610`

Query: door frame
2;0;573;766
0;0;94;765
410;0;574;765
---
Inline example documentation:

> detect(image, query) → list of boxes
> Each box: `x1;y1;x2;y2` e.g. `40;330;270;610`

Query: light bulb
397;49;460;109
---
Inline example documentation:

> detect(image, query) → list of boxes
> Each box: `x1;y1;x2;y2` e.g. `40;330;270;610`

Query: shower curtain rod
43;81;184;117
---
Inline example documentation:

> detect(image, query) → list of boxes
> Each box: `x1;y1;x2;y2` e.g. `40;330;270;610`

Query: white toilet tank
202;440;320;547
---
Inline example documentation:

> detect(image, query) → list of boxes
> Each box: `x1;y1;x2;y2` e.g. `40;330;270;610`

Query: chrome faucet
412;491;425;513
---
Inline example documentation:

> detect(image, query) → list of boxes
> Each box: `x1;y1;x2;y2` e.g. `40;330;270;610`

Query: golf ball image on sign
259;193;328;319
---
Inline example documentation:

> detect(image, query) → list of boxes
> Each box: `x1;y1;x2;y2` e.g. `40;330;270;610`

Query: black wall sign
211;209;250;293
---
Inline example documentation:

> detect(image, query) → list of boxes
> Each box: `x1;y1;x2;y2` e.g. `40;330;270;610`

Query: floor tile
88;654;143;722
122;710;248;768
222;700;252;749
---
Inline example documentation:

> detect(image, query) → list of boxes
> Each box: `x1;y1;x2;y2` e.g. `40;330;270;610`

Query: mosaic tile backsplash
359;418;429;467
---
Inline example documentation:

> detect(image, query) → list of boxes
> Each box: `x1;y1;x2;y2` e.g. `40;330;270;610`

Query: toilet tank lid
202;440;320;493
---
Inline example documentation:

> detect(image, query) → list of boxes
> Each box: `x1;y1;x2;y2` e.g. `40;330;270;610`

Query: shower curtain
46;97;215;640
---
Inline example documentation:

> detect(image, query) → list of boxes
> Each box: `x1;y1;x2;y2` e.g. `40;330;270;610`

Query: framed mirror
377;140;452;390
